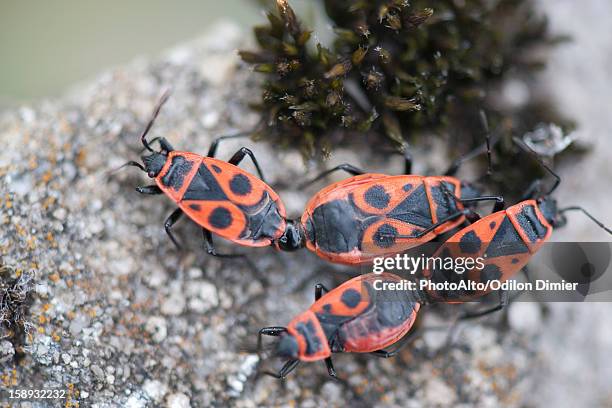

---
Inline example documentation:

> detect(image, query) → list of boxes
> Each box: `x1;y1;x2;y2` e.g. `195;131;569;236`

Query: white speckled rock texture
1;2;611;405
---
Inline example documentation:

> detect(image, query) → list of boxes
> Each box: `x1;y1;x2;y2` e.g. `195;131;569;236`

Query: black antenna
140;90;171;152
512;136;561;196
559;206;612;235
479;110;492;176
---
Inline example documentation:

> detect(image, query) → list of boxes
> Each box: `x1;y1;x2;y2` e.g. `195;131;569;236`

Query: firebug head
142;152;167;178
275;334;299;359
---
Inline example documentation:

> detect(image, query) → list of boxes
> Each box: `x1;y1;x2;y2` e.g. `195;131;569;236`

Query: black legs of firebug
135;187;185;249
300;164;365;188
228;147;266;182
460;195;505;213
135;185;162;195
313;283;338;379
164;209;184;249
147;137;174;153
202;229;246;258
135;186;185;250
314;283;330;300
371;329;419;358
266;360;300;379
459;289;509;320
257;326;287;354
445;110;496;177
257;327;301;380
206;132;253;157
206;132;266;182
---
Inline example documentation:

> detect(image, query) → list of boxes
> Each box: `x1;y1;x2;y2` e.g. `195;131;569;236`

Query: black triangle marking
484;217;530;258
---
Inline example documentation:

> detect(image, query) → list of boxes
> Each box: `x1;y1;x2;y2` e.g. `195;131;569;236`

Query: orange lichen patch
75;148;87;167
1;368;18;387
46;232;57;247
41;170;54;184
28;155;38;170
49;272;61;282
37;326;45;334
38;315;47;324
14;224;26;236
87;308;97;318
66;311;76;320
42;196;56;210
27;236;36;250
65;383;80;408
42;303;52;312
52;332;61;342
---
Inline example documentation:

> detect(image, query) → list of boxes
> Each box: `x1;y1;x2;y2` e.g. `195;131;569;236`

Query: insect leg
207;131;254;158
148;137;175;153
299;164;365;188
202;229;248;258
521;179;543;200
135;185;163;195
202;229;264;281
324;357;338;378
227;147;266;182
264;359;300;379
444;110;497;176
402;142;413;174
392;210;467;239
370;328;419;358
164;208;184;249
459;289;509;320
257;326;287;355
460;195;505;213
314;283;330;300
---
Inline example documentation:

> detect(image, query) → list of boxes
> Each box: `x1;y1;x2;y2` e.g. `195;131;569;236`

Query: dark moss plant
242;0;570;172
0;264;35;362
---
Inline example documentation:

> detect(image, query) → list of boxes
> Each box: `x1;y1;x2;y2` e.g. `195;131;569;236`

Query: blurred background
0;1;259;106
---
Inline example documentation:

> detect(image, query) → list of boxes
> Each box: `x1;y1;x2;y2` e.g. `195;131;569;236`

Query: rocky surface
1;2;611;406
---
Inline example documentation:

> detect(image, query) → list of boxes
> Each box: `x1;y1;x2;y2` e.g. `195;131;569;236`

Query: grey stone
0;9;610;407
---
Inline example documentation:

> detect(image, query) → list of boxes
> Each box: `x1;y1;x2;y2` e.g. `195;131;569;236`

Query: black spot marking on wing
341;289;361;308
161;156;194;191
209;207;232;229
189;203;201;211
515;205;548;243
322;304;332;313
484;217;529;258
230;174;252;196
364;185;390;209
183;164;227;201
211;164;222;173
459;231;481;254
511;258;520;264
373;223;398;248
388;184;433;228
403;183;413;192
490;221;497;230
295;320;323;357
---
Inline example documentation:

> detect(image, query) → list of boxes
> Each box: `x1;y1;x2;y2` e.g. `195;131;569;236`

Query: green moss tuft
242;0;571;170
